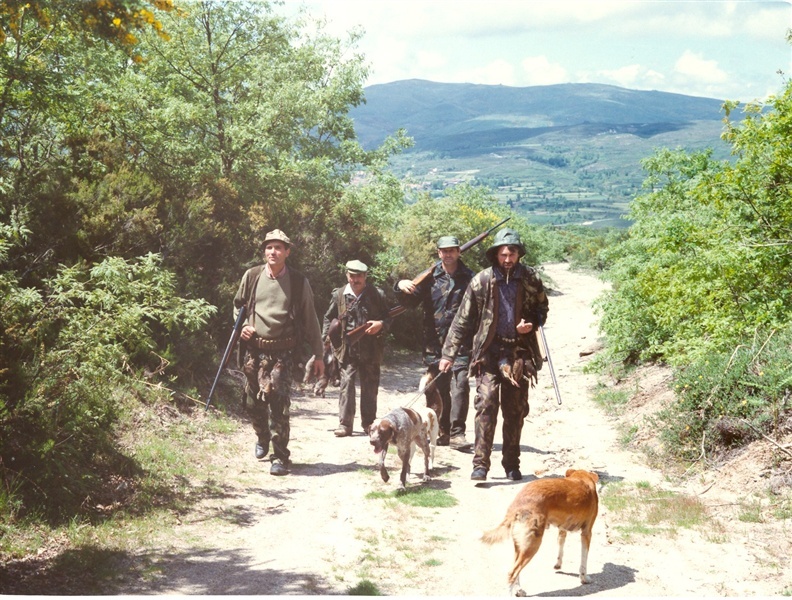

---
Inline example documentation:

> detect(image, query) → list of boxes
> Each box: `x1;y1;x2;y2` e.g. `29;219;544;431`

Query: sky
282;0;791;101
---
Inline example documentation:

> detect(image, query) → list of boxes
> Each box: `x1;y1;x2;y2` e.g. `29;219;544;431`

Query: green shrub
656;327;792;460
0;253;215;522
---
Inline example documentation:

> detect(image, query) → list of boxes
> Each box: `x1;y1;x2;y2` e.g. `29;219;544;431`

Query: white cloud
596;64;666;89
520;56;569;86
460;59;517;85
741;5;792;40
415;50;447;71
281;0;787;98
674;50;729;83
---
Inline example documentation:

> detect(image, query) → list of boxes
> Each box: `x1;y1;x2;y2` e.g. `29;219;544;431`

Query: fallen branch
739;418;792;460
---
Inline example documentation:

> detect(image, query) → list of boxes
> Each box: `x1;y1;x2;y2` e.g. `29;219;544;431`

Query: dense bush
657;327;792;461
594;76;792;459
1;246;214;521
597;81;792;366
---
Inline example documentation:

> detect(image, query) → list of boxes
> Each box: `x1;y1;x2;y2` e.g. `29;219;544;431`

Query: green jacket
441;262;548;374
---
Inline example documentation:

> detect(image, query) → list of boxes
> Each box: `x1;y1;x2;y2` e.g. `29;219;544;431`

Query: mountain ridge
349;79;731;227
351;79;727;151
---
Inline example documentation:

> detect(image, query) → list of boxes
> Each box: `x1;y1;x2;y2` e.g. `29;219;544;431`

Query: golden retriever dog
481;469;599;596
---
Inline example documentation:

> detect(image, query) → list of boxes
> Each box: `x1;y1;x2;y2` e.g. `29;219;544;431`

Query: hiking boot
437;433;450;446
450;434;472;450
506;469;522;481
254;442;266;459
270;459;289;476
334;426;352;437
471;467;488;481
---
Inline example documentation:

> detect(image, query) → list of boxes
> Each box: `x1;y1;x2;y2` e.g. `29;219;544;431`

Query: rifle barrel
539;325;562;405
205;306;247;410
458;216;510;253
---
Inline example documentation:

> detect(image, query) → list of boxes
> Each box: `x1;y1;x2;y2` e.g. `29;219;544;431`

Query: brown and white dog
419;363;443;418
411;405;439;471
481;469;600;597
369;407;432;490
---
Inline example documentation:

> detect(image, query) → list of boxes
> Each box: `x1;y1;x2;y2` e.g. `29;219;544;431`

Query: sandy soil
114;262;792;597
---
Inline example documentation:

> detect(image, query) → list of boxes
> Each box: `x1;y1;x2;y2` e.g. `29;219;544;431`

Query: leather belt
496;334;518;345
250;336;296;351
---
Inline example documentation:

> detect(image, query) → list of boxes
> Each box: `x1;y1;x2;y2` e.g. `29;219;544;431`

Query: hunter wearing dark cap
395;235;475;448
439;228;548;482
322;260;392;437
234;229;324;476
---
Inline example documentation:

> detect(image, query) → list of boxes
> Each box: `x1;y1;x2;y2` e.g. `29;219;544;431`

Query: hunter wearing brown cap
234;229;324;476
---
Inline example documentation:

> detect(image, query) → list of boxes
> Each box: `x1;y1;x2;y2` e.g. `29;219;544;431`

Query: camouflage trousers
472;350;531;473
338;359;381;431
242;350;294;463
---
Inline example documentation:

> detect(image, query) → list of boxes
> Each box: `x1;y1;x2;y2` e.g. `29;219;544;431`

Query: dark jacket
322;282;391;364
395;259;475;367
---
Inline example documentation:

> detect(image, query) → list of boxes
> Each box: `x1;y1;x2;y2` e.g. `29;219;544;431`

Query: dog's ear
589;471;599;482
565;468;575;478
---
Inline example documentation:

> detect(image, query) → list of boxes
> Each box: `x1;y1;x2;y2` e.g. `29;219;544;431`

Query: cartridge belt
250;335;296;351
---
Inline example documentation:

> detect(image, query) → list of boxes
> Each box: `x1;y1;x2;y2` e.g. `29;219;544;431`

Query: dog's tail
418;371;433;393
480;517;513;545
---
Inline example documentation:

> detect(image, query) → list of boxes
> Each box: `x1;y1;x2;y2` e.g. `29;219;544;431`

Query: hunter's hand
438;358;453;373
365;320;383;335
516;319;533;335
397;279;416;294
240;325;256;341
313;355;325;378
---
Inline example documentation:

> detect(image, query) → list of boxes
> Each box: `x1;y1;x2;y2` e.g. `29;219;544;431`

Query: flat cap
437;235;461;249
345;259;368;274
263;229;291;246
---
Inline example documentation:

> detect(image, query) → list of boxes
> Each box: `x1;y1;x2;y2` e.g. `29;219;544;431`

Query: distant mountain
351;79;727;154
349;79;732;228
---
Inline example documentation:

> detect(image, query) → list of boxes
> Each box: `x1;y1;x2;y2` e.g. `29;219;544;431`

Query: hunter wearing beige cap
262;229;291;247
322;259;391;437
233;228;324;476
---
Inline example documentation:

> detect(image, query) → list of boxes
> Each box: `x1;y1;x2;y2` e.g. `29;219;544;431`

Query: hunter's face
437;247;461;268
265;241;290;271
346;271;366;295
497;245;520;272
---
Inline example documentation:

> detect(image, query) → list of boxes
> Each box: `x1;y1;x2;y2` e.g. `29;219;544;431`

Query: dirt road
116;262;791;596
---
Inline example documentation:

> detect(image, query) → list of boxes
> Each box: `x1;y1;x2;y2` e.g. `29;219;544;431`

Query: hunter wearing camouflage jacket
442;261;548;374
441;228;549;481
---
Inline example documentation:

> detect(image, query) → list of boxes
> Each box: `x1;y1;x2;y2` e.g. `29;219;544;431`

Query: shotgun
205;305;247;410
539;325;562;405
346;217;512;346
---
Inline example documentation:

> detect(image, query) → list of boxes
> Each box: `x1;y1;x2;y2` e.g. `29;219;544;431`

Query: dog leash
403;369;449;408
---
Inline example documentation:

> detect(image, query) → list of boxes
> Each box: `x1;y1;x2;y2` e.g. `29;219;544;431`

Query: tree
75;1;410;310
598;79;792;365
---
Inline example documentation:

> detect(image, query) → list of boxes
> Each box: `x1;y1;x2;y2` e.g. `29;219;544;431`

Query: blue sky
283;0;791;101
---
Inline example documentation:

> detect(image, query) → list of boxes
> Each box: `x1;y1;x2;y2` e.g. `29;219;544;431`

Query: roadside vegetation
594;75;792;464
1;0;791;590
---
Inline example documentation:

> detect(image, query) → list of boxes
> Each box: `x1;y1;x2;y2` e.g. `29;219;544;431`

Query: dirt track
113;262;791;596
